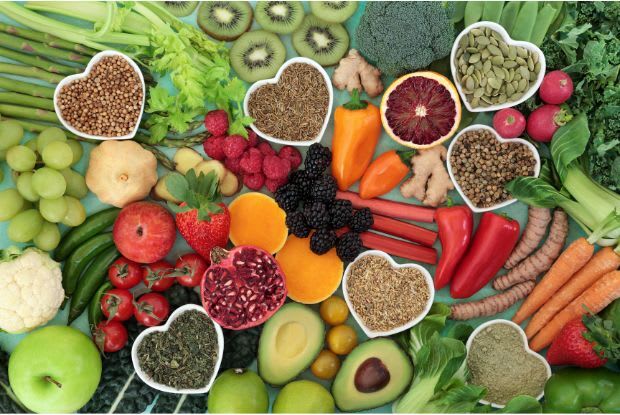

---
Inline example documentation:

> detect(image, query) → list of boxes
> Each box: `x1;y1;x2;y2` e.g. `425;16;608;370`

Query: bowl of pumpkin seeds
450;21;546;112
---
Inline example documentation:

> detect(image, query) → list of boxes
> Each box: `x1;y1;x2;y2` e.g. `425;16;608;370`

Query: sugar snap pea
482;1;505;23
464;1;484;27
530;3;559;45
511;1;539;41
54;207;119;261
452;1;467;23
499;2;522;34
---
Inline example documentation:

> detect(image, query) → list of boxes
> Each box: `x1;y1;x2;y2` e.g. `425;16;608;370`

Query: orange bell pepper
359;149;415;199
331;89;382;191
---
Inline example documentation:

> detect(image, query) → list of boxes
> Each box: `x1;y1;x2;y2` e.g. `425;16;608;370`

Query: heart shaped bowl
53;50;145;141
450;21;546;112
342;250;435;338
466;319;552;408
447;124;541;213
131;304;224;394
243;57;333;147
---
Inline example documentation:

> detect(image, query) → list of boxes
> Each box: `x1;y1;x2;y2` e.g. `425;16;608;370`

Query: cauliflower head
0;247;64;333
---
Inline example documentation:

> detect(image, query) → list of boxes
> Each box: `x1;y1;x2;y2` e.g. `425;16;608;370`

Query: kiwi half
230;30;286;82
197;1;253;41
162;1;198;18
255;1;305;34
292;15;349;67
310;1;358;23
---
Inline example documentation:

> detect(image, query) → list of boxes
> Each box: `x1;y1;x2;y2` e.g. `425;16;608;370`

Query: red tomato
108;257;142;289
93;320;128;353
134;293;170;327
142;260;175;292
101;288;134;321
175;253;209;287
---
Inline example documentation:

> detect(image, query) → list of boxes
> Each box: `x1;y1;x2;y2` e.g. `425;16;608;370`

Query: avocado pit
354;357;390;393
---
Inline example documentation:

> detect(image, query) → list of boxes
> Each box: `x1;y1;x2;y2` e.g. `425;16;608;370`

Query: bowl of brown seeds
450;22;546;112
54;50;145;140
447;124;540;213
342;250;434;338
131;304;224;394
243;57;333;146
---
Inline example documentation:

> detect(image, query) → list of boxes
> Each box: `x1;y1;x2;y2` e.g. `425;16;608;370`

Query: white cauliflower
0;247;64;333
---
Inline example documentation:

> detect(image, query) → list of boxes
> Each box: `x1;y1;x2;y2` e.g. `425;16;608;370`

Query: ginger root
505;207;552;269
400;146;453;207
450;281;535;320
332;49;383;98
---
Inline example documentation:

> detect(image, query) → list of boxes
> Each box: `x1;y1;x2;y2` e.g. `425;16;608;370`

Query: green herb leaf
550;113;591;181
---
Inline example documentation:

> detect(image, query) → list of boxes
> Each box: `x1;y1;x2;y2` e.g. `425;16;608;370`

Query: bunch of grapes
0;120;88;251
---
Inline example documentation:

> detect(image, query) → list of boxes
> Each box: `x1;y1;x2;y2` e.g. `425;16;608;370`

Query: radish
526;105;572;142
493;108;526;138
539;70;574;104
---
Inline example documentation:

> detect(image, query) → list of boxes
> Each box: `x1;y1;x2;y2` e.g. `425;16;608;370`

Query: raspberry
203;135;226;161
257;141;276;156
239;148;264;174
224;156;242;175
278;146;302;170
265;176;288;193
246;128;259;147
223;135;248;159
243;173;265;190
204;109;229;136
263;155;291;180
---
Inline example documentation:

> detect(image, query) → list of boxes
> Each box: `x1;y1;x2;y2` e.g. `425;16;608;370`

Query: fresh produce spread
1;1;620;414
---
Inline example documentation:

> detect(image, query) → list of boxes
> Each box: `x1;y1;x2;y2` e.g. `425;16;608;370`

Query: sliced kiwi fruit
162;1;199;18
197;1;253;41
292;15;349;67
310;1;358;23
230;30;286;82
255;1;305;34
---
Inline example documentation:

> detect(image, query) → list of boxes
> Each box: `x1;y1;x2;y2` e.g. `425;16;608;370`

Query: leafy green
475;395;543;413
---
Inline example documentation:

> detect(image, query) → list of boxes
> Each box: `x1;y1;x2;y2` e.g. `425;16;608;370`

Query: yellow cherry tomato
326;324;358;355
320;296;349;325
311;349;341;380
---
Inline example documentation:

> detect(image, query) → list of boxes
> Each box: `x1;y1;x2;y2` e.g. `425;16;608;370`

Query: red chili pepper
450;212;520;299
434;204;473;290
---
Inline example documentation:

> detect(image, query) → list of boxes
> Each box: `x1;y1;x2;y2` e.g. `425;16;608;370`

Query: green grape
6;145;36;172
42;141;73;170
36;127;66;152
7;209;43;243
33;221;61;251
16;172;39;202
60;168;88;199
0;188;25;221
61;196;86;227
66;140;83;166
39;196;68;223
25;139;38;152
31;167;66;199
0;120;24;150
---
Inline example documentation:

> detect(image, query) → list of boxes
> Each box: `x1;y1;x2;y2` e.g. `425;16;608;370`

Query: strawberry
546;318;607;368
165;170;231;260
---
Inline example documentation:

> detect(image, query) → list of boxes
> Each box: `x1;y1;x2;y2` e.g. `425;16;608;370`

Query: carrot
512;237;595;324
529;270;620;351
524;247;620;339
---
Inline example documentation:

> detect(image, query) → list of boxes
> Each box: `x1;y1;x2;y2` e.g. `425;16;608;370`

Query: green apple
273;380;335;413
8;326;102;414
208;369;269;413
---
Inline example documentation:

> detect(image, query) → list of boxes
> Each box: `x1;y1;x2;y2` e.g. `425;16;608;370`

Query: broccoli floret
356;2;455;77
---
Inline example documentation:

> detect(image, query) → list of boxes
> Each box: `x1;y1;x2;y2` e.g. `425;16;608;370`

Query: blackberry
288;170;315;197
274;183;301;213
303;201;330;229
304;143;332;177
310;229;337;255
336;231;363;262
329;199;353;229
310;175;337;203
349;207;373;232
286;211;310;238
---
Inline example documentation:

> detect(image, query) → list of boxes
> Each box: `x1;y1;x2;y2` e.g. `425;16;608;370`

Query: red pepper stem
342;88;368;110
497;211;515;221
397;150;416;165
445;196;454;207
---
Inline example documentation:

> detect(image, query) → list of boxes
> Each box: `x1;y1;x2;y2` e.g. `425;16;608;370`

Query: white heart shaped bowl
447;124;541;213
243;57;333;147
450;21;546;112
131;304;224;394
342;250;435;338
54;50;145;140
466;319;552;408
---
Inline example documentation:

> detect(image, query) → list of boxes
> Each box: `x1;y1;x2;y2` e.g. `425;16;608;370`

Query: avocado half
332;338;413;411
257;302;325;386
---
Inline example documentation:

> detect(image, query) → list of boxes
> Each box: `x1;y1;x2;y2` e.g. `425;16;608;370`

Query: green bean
452;1;467;23
482;1;505;23
530;4;558;45
511;1;538;41
500;2;522;34
464;1;484;27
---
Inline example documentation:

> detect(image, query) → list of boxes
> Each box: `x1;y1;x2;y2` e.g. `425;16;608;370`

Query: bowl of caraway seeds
447;124;540;212
54;50;145;140
342;250;434;338
131;304;224;394
466;320;551;408
244;57;333;146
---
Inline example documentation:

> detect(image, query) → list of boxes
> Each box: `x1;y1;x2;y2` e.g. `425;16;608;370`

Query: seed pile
454;26;542;108
346;255;430;332
450;128;536;208
248;63;329;142
57;55;143;137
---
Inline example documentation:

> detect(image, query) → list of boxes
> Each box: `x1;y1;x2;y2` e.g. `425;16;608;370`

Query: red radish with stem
539;70;574;104
493;108;526;138
526;105;572;142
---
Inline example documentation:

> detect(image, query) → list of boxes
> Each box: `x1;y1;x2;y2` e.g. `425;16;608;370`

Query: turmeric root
505;207;552;269
450;281;535;320
332;49;384;98
400;146;453;207
493;209;568;291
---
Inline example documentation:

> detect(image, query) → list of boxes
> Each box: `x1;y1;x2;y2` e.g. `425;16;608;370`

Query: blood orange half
381;71;461;149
